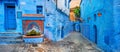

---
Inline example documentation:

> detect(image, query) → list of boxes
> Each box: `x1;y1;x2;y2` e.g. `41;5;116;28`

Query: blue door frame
4;3;17;30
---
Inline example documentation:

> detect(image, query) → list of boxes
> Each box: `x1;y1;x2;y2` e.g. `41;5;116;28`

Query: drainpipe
56;0;58;10
54;13;57;41
59;23;62;40
55;27;57;41
18;0;20;10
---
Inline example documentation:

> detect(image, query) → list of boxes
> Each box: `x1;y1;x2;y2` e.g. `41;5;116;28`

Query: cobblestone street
0;32;102;52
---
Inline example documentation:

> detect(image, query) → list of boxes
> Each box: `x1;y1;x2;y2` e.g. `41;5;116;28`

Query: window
37;6;43;14
17;11;22;18
94;14;96;21
87;17;91;23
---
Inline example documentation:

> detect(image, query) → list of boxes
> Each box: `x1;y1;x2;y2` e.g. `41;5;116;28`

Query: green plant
26;30;41;36
74;6;80;18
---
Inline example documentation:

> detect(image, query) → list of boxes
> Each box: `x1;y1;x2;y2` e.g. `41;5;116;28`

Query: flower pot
23;34;44;44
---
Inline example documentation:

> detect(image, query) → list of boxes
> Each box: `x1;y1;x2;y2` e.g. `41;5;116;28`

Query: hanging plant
74;6;80;18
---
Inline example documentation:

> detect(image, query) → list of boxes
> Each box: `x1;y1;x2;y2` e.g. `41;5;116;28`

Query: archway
61;26;64;38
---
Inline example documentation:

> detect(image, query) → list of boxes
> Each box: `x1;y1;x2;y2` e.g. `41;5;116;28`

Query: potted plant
23;29;44;44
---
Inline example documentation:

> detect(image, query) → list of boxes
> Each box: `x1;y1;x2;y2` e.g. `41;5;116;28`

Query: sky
70;0;81;8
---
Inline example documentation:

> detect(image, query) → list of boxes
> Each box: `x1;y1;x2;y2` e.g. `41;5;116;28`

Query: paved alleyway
0;32;102;52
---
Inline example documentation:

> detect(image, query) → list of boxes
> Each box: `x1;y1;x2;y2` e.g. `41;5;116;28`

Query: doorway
94;25;97;44
4;3;16;30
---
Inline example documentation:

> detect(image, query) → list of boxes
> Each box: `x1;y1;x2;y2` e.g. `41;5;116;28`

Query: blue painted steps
0;32;23;44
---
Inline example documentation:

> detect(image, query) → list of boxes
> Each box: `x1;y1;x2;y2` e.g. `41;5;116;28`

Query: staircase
0;32;23;44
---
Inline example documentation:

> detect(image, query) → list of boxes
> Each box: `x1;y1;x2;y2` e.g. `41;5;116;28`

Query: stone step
0;32;23;44
0;38;23;44
0;36;22;39
0;39;23;42
0;32;21;37
0;32;21;34
0;41;23;44
0;39;23;44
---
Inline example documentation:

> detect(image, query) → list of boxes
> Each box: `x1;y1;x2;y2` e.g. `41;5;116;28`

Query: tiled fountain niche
22;14;44;34
23;20;44;34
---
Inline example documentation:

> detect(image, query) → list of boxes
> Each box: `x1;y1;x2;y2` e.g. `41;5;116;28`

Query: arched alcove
93;25;97;44
94;14;97;21
27;22;40;32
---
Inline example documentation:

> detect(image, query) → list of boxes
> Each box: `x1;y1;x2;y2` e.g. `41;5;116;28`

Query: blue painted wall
112;0;120;51
80;0;120;51
19;0;45;15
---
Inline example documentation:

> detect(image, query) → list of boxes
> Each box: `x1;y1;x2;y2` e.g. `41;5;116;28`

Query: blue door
5;4;16;30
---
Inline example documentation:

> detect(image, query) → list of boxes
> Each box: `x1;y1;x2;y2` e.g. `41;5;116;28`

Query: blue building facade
44;0;74;41
0;0;75;44
0;0;46;33
0;0;46;44
80;0;120;51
